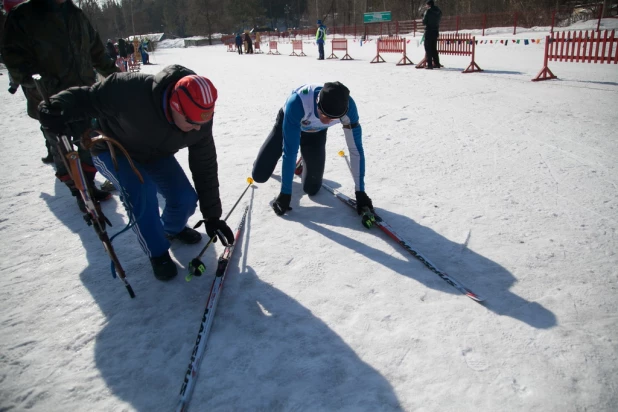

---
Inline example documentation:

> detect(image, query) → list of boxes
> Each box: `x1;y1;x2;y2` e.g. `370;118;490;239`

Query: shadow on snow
282;177;556;330
42;181;403;411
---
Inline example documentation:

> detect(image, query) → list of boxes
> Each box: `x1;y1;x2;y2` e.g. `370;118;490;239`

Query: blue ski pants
93;152;198;258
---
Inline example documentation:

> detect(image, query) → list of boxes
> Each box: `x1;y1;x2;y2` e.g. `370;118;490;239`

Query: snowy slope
1;23;617;412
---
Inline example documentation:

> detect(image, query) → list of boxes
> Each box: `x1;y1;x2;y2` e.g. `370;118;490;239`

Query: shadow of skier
283;178;556;330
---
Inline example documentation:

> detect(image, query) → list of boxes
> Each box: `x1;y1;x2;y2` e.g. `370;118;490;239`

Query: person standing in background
235;33;243;55
316;20;326;60
244;32;253;54
422;0;442;69
106;38;118;62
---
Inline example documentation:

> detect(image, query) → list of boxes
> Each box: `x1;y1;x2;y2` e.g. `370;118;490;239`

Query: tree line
1;0;614;47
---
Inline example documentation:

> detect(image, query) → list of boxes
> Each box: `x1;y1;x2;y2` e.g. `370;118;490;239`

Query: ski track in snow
1;21;618;412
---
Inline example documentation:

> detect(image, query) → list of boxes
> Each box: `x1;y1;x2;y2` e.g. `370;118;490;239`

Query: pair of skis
176;206;249;412
296;158;484;303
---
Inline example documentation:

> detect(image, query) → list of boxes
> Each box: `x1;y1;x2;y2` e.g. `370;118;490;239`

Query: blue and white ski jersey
280;83;365;195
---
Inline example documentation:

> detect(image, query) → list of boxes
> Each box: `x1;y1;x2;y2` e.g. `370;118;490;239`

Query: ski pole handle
187;177;254;281
31;75;51;105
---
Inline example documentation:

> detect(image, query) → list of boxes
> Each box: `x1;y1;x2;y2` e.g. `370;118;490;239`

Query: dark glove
38;102;68;135
203;218;234;246
272;193;292;216
355;191;374;215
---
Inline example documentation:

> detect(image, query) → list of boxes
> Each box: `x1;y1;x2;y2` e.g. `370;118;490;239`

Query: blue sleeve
341;97;366;191
281;94;305;194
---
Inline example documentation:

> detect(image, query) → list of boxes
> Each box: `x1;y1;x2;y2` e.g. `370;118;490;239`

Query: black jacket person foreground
1;0;118;203
38;64;234;281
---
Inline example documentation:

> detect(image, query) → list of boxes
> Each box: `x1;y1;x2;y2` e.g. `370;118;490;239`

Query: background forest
1;0;617;45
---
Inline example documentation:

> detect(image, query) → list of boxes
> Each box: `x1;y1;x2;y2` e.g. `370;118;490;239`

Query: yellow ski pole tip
247;177;254;184
338;151;345;157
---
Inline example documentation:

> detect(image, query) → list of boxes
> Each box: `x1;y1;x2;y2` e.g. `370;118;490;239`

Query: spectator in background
235;33;243;55
126;39;135;57
244;32;254;54
106;38;118;61
1;0;119;211
117;37;128;70
316;19;327;60
422;0;442;69
139;39;150;64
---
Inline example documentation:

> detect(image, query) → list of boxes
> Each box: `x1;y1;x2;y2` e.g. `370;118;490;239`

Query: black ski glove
272;193;292;216
355;191;374;215
204;218;235;246
38;102;68;135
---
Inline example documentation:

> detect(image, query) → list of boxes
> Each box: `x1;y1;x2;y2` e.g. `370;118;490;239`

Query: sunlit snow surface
1;20;617;412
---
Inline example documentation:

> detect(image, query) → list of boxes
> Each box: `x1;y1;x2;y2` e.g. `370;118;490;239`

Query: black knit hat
317;82;350;118
426;0;434;6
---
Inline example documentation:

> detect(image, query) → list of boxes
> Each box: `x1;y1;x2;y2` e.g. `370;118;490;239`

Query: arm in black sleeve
1;13;37;87
47;73;123;121
188;122;223;219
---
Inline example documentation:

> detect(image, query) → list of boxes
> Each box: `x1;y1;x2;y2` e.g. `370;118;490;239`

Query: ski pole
33;75;136;298
337;150;352;173
186;177;254;281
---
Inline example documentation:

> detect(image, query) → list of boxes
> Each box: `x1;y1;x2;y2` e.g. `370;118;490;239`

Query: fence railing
533;29;618;81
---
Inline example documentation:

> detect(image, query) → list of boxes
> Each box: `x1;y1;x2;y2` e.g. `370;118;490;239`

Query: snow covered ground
1;21;617;412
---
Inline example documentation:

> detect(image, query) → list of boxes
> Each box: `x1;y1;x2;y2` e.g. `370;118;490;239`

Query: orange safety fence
327;38;353;60
267;41;281;55
290;40;307;57
370;37;413;66
533;29;618;81
416;33;482;73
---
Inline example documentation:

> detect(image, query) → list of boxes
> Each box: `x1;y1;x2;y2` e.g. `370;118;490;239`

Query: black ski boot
92;187;112;202
150;251;178;281
100;180;116;192
166;226;202;244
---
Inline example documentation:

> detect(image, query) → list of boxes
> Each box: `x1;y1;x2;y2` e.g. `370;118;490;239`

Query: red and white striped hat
170;75;218;123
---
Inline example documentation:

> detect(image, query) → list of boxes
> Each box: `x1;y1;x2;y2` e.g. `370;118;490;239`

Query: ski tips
466;292;485;303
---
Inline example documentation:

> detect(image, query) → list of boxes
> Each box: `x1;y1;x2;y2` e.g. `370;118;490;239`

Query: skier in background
316;19;326;60
252;82;374;217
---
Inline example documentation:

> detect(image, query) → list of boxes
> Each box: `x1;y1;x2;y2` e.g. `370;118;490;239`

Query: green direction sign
363;11;392;24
